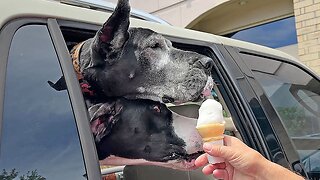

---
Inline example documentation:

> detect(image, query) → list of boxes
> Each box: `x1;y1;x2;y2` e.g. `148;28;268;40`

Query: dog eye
152;105;161;113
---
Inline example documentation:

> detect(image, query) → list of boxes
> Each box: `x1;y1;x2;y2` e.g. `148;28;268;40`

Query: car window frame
213;44;274;157
226;46;311;178
0;18;101;180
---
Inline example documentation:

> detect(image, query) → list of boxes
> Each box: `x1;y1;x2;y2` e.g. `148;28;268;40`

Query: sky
231;17;298;48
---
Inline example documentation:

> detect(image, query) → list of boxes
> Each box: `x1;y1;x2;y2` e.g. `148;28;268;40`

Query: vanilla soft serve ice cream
196;99;225;164
197;99;225;141
197;99;225;127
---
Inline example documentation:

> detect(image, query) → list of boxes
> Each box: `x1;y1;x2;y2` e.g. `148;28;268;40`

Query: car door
225;46;320;179
0;18;101;179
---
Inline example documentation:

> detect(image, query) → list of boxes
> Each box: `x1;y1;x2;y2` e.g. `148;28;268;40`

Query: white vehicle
0;0;319;179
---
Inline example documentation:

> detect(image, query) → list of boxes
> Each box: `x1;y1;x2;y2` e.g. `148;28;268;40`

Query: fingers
203;137;238;162
222;135;234;146
201;163;226;175
195;154;208;167
223;135;248;148
195;143;230;179
212;169;229;180
203;142;226;158
202;164;214;175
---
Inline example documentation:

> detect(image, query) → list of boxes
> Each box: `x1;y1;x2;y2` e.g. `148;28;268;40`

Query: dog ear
88;103;105;119
90;0;130;67
89;102;115;122
47;76;67;91
89;100;123;137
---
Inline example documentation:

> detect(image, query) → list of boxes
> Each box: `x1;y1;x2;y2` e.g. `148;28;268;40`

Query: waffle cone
196;123;225;142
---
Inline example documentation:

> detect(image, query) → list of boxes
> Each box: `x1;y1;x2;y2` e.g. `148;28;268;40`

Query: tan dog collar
71;41;85;80
71;42;95;97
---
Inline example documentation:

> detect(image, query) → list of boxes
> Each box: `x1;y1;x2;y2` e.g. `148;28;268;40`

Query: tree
19;170;46;180
0;169;46;180
0;169;18;180
277;107;306;136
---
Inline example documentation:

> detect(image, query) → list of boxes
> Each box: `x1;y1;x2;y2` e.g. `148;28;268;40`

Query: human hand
195;135;304;180
195;135;264;180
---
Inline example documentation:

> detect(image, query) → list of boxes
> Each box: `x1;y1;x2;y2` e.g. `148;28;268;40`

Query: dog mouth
162;151;204;170
200;76;214;98
185;151;204;162
164;151;203;163
162;76;214;104
101;153;203;171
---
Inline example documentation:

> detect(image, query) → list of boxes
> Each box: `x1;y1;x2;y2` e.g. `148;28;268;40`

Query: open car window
58;22;236;180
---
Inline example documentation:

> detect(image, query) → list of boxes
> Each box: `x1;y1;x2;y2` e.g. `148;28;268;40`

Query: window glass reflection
241;53;320;179
0;25;86;179
230;17;297;48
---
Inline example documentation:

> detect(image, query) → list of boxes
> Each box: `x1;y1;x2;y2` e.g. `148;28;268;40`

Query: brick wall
294;0;320;74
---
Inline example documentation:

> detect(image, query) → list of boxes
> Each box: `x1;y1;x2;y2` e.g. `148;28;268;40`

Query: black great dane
49;0;214;170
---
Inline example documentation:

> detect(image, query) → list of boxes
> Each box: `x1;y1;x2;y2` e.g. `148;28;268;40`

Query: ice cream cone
196;123;225;142
196;99;225;164
196;123;225;164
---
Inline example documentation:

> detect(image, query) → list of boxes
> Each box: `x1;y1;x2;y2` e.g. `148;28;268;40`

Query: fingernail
203;143;211;151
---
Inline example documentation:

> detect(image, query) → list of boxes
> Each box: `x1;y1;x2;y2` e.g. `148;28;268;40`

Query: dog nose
199;57;213;70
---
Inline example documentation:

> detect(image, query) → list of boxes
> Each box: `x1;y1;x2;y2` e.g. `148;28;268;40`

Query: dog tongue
201;76;214;97
201;89;212;97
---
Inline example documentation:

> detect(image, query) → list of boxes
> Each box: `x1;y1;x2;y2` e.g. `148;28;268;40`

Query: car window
241;53;320;178
59;24;227;180
0;25;87;179
229;17;297;48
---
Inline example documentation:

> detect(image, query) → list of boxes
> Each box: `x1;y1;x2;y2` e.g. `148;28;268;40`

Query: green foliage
223;110;228;117
277;107;306;136
19;170;46;180
0;169;18;180
0;169;46;180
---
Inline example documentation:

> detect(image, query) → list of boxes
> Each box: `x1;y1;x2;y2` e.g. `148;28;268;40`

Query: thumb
203;142;235;162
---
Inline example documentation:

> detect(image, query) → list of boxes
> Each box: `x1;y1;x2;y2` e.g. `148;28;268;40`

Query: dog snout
199;57;214;70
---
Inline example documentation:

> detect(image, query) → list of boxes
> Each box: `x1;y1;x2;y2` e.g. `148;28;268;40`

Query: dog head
89;98;203;170
80;0;214;103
